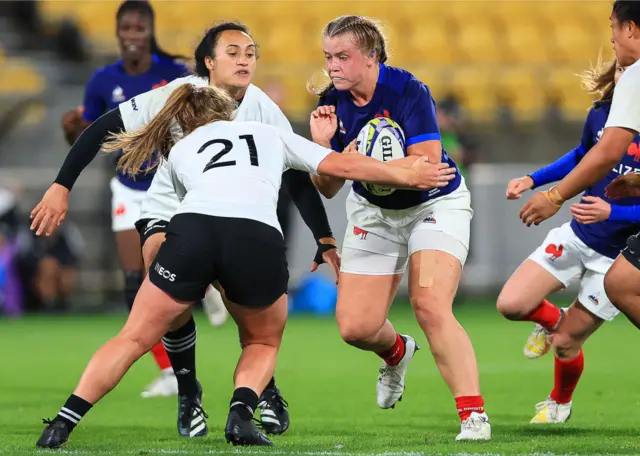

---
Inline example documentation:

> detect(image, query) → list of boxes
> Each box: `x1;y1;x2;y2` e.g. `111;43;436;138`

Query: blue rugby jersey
318;63;461;210
530;101;640;259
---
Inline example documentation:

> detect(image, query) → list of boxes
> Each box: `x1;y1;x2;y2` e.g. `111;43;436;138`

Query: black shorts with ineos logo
623;232;640;271
149;213;289;307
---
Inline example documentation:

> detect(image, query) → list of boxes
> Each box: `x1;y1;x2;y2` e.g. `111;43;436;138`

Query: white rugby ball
356;117;406;196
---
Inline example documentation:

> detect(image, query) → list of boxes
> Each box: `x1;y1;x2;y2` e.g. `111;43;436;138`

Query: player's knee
117;331;156;358
124;270;143;311
338;318;381;346
496;291;528;320
411;293;453;333
552;331;581;360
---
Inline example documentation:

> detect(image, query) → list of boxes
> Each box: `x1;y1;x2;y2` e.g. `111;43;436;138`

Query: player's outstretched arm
30;109;124;236
554;128;635;201
317;152;455;190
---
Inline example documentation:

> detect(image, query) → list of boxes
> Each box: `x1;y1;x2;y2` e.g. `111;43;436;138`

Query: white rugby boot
456;412;491;441
530;398;572;423
376;335;419;409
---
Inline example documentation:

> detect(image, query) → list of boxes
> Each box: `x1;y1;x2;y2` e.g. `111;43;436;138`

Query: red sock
456;395;485;421
550;350;584;404
376;334;406;366
522;299;561;330
150;343;172;371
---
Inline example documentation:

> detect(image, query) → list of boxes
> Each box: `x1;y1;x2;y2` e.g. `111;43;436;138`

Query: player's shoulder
87;61;121;84
624;59;640;77
318;86;341;107
379;64;427;97
590;99;612;116
154;57;190;75
616;60;640;90
245;84;280;110
166;74;208;89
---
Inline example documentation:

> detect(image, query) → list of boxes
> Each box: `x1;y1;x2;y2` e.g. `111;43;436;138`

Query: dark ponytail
194;22;255;79
116;0;184;61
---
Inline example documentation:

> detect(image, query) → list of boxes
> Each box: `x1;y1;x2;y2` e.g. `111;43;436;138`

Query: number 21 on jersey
198;134;259;172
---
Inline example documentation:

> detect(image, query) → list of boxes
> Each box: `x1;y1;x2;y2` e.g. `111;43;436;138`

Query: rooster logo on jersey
374;109;391;119
112;86;126;103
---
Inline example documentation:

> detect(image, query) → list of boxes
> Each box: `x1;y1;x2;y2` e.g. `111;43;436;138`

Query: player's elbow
311;174;342;199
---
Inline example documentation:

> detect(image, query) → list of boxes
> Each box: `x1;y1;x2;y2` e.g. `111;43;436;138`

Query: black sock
54;394;92;430
124;270;143;311
230;387;258;421
162;316;197;397
265;377;276;390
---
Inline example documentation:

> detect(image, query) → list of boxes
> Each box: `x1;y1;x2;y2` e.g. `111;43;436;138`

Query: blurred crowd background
0;0;616;316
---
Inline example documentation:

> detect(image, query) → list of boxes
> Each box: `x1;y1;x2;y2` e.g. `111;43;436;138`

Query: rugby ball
356;117;407;196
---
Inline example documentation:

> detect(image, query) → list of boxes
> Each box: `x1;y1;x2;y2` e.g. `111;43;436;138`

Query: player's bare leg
408;250;489;440
335;272;420;410
37;278;193;448
498;260;565;358
605;254;640;328
223;294;288;446
531;301;602;423
136;231;177;397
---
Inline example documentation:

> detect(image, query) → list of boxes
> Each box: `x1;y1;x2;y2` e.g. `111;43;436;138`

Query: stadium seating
38;0;614;121
0;44;45;96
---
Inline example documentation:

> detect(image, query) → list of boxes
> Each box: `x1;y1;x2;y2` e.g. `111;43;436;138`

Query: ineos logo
154;262;176;282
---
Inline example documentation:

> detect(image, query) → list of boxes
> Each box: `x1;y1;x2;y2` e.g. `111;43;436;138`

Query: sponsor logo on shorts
545;243;564;261
131;97;138;111
589;293;600;306
154;263;176;282
115;203;126;217
353;226;368;240
423;213;436;224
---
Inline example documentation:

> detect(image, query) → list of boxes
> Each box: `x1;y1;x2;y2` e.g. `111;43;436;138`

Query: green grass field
1;300;640;455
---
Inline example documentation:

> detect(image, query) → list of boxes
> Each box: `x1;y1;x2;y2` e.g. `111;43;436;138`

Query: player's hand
342;139;358;155
310;105;338;145
605;173;640;199
519;190;562;227
30;183;69;236
61;107;84;133
570;196;611;224
310;237;341;284
410;157;457;189
506;176;534;200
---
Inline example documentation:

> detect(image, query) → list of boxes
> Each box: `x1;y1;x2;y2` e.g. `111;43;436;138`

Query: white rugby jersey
167;121;332;233
606;60;640;134
116;75;297;221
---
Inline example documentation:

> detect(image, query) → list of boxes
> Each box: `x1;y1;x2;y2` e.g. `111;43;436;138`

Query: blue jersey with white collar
82;55;187;191
318;63;461;210
530;101;640;259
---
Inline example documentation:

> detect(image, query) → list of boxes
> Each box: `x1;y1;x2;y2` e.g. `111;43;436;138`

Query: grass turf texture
1;300;639;455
